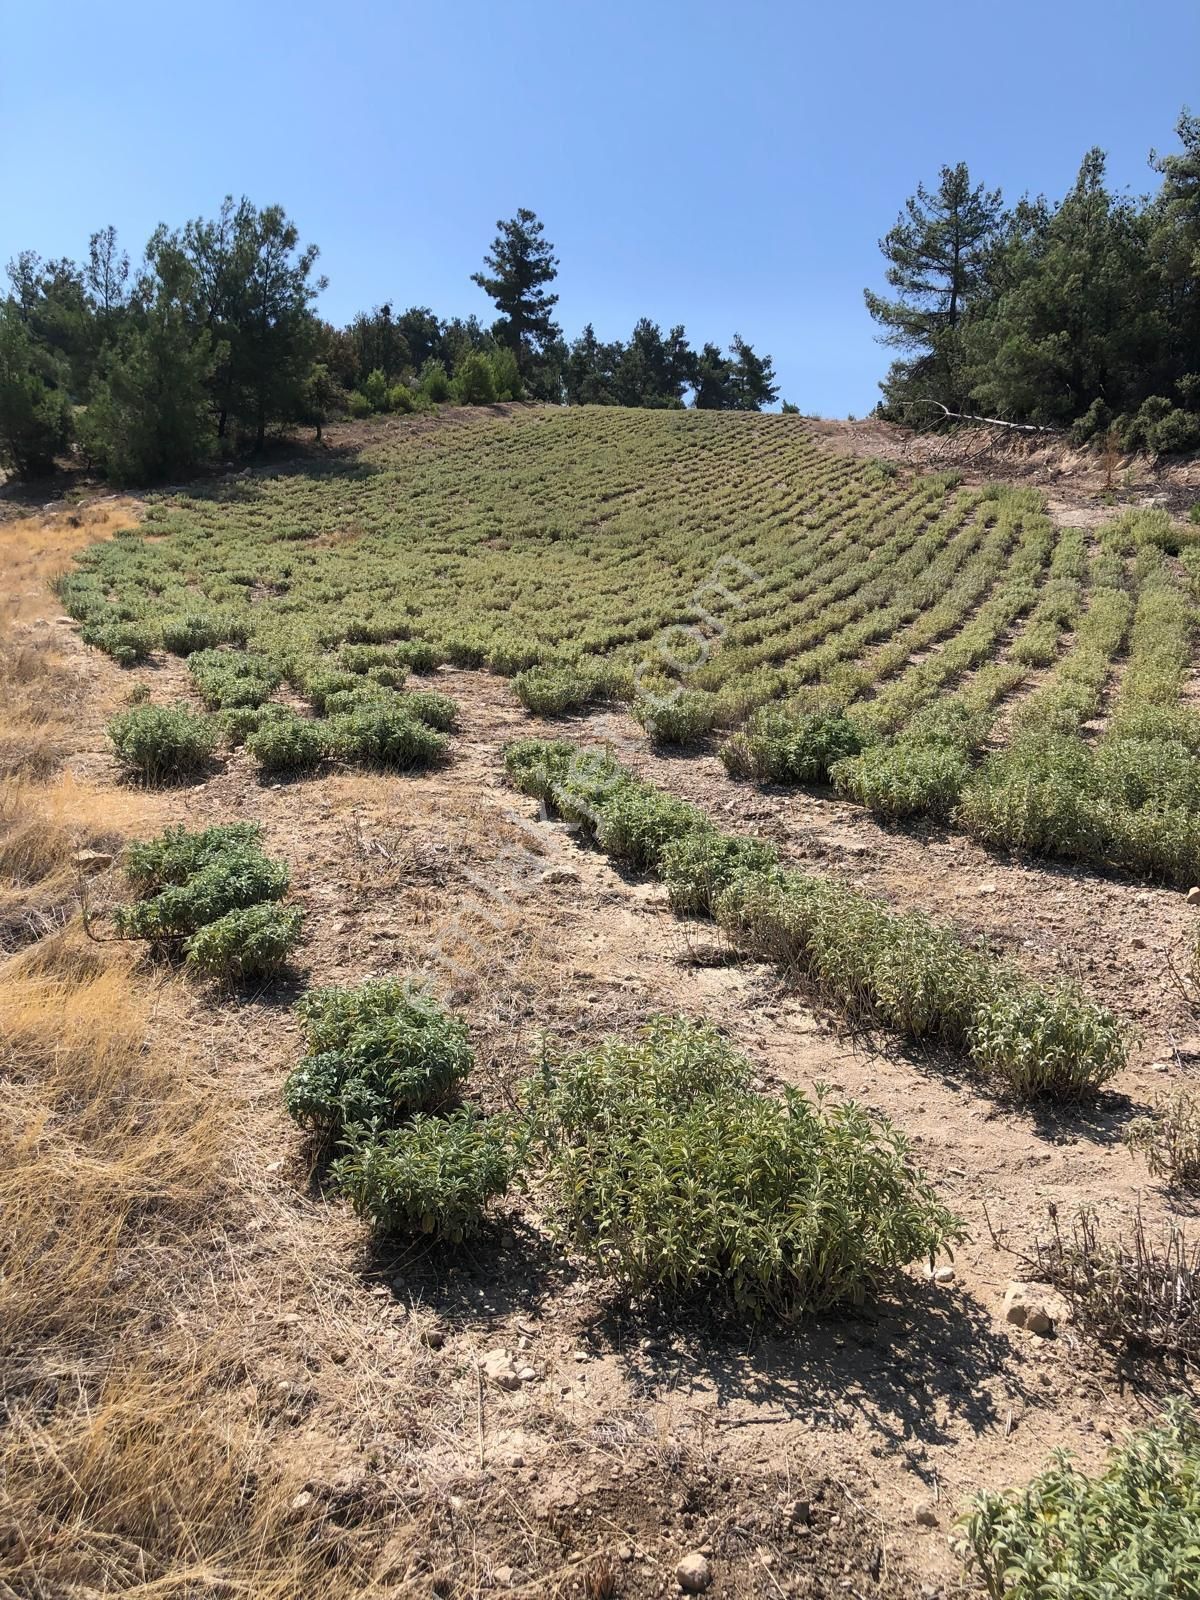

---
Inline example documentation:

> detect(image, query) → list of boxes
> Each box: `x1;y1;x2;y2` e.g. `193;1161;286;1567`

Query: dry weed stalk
1036;1205;1200;1358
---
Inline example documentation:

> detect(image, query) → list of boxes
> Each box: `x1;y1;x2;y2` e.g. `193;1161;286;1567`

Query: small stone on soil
675;1550;712;1592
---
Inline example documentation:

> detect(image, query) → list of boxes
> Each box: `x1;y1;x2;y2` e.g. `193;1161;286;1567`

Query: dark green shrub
419;360;452;404
831;742;970;820
216;705;278;747
299;666;362;714
454;350;497;406
331;1109;516;1240
321;683;389;716
524;1017;962;1316
958;1403;1200;1599
108;703;217;783
721;706;865;783
513;664;596;717
114;839;289;939
659;829;780;916
185;902;304;983
326;702;448;768
1150;407;1200;456
487;638;541;675
82;618;159;666
394;639;439;673
339;643;397;675
592;783;710;873
187;648;280;709
283;979;473;1136
403;689;458;730
161;610;248;656
245;710;328;773
123;821;265;893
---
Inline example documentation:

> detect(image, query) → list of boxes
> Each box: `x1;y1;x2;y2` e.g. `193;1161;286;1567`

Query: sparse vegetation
1036;1208;1200;1359
1126;1090;1200;1189
506;737;1127;1100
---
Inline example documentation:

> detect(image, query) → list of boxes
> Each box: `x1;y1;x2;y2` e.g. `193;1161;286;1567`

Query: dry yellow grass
1;1350;408;1598
0;496;141;623
0;928;226;1359
0;771;163;942
0;497;141;774
0;500;421;1599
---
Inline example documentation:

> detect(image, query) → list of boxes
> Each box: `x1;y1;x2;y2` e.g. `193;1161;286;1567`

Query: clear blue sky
3;0;1196;416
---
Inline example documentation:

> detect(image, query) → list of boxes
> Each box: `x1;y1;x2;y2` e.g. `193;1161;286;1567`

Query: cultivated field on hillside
64;406;1200;886
6;408;1200;1599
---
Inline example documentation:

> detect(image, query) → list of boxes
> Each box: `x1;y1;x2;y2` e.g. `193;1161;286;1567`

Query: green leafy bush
216;705;276;746
659;828;779;916
185;902;304;983
403;689;458;731
631;689;717;747
331;1109;516;1240
326;701;448;767
969;984;1126;1100
81;618;159;666
160;610;248;657
245;710;328;773
513;664;601;717
958;1403;1200;1600
123;821;265;894
721;707;865;784
716;870;999;1045
394;639;439;673
187;648;280;710
108;703;217;783
592;784;710;873
832;741;970;820
525;1017;962;1315
419;361;452;404
283;979;473;1137
114;835;289;939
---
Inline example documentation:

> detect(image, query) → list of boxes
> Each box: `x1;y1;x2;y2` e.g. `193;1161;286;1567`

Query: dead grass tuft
0;771;162;946
0;928;226;1362
1;1347;407;1598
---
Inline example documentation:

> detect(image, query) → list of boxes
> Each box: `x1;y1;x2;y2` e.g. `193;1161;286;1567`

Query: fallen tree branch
900;400;1062;434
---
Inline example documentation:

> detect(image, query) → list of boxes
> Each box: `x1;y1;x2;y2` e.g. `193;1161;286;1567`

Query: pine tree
729;335;779;410
80;285;217;485
1151;111;1200;396
692;342;736;410
963;150;1158;426
471;209;560;392
0;302;73;478
864;163;1003;415
155;197;325;447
